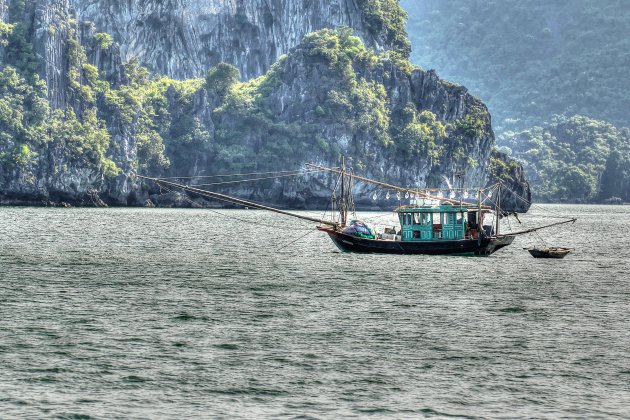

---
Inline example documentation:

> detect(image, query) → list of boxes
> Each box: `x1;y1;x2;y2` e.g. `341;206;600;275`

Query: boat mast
339;157;347;228
496;185;501;236
477;188;482;228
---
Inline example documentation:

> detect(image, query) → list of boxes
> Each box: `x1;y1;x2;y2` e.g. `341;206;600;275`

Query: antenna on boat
339;157;348;228
496;184;501;236
477;188;482;228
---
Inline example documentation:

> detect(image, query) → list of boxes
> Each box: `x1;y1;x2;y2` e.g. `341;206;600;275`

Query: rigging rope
156;184;315;232
275;228;318;252
154;169;329;180
189;170;322;187
484;181;578;238
534;231;547;247
498;180;577;220
319;173;341;226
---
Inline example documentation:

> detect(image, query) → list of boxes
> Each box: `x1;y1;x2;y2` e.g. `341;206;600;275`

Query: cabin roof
396;204;481;213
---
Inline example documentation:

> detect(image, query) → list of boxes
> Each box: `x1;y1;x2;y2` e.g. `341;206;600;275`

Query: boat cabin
397;204;482;241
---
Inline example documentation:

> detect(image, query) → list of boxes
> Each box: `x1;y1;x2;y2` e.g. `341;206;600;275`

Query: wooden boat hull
527;247;572;259
318;227;514;256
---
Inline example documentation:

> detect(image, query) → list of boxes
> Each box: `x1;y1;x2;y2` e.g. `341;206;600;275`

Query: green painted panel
443;228;455;240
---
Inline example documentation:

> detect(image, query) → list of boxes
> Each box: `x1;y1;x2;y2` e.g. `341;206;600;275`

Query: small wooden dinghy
526;247;573;259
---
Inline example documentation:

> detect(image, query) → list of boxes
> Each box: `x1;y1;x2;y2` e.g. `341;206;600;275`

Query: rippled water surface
1;205;629;418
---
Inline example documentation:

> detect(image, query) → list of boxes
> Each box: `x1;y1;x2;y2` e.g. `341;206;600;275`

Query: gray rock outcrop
71;0;397;80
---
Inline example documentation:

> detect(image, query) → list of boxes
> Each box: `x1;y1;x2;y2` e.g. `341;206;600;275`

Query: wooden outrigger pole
137;175;338;228
505;218;577;236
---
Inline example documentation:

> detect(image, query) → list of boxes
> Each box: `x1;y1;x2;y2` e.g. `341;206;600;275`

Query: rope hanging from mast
491;179;577;236
187;170;323;187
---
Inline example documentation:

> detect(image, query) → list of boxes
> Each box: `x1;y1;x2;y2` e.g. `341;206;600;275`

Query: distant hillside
402;0;630;132
499;116;630;202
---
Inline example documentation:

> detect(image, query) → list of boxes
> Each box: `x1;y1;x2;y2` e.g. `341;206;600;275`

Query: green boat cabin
396;204;481;241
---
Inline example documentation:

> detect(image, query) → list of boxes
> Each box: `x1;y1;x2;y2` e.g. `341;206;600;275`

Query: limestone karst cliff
0;0;137;205
0;0;530;211
72;0;411;80
178;30;529;209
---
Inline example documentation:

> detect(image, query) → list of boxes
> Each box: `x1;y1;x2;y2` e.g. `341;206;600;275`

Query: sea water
0;205;629;418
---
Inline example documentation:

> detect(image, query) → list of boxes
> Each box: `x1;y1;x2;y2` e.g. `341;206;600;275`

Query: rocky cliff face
71;0;404;80
0;0;135;206
233;53;491;202
0;0;530;212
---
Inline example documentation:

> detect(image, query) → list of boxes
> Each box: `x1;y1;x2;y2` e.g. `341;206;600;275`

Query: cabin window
433;213;442;225
456;212;464;223
413;213;421;225
421;213;431;226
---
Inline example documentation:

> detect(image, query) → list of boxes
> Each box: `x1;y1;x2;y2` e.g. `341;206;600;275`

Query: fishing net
342;220;375;239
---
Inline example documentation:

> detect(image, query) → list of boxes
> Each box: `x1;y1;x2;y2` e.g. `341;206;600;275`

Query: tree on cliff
205;63;240;99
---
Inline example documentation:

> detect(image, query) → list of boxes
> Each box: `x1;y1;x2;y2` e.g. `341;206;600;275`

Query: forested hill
401;0;630;132
499;116;630;203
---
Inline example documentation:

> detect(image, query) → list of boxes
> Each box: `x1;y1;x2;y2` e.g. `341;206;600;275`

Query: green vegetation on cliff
0;18;499;179
1;7;201;179
401;0;630;203
359;0;411;58
209;28;396;173
499;116;630;202
0;62;119;176
0;14;119;177
205;63;240;99
209;28;464;175
93;32;113;49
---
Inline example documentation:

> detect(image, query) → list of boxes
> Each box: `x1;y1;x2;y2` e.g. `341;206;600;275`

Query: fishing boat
139;162;576;257
316;205;514;256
